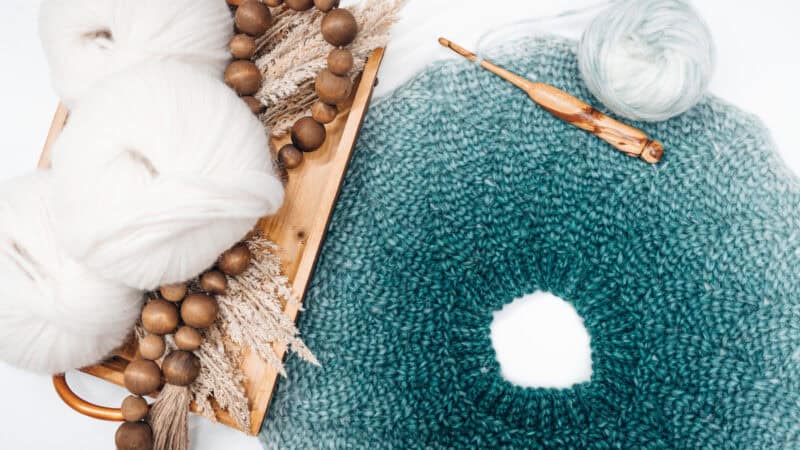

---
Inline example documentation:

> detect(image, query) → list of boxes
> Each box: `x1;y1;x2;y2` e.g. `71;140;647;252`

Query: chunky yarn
578;0;714;122
50;62;284;291
261;37;799;448
39;0;232;106
0;172;142;374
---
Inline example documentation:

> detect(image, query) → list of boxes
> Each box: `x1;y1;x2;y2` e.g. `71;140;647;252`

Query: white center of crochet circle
490;291;592;389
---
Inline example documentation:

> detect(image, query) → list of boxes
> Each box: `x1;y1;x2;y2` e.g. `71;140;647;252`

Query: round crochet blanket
261;37;800;448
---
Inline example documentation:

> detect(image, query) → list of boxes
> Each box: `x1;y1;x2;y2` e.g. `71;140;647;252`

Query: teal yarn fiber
260;37;800;449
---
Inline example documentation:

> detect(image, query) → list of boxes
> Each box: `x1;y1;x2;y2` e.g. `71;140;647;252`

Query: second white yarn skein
39;0;233;107
0;172;143;374
578;0;714;122
51;62;284;291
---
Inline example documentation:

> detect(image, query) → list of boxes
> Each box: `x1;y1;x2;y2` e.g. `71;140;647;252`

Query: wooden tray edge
37;48;386;436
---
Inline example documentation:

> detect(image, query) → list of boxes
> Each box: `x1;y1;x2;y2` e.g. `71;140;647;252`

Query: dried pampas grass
191;326;250;429
141;236;315;430
255;0;405;135
216;238;318;375
134;0;405;431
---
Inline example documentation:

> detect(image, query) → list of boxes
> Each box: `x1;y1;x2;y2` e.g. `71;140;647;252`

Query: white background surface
1;1;799;448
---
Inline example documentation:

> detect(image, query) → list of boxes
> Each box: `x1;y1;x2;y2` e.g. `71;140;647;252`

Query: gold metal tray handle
52;374;125;421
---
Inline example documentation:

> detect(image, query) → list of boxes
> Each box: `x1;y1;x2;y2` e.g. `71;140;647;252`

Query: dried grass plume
255;0;405;135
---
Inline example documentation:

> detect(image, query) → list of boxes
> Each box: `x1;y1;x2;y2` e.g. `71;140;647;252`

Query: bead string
224;0;359;171
114;243;254;450
115;2;355;447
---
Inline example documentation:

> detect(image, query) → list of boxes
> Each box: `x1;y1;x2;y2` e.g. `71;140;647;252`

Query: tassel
149;383;191;450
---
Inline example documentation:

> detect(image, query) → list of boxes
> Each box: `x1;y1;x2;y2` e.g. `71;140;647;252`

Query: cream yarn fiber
0;1;280;375
51;62;284;291
39;0;233;107
0;172;143;374
578;0;714;122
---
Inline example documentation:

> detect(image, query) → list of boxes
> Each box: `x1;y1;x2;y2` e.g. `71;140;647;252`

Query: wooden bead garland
121;395;150;422
159;282;187;302
219;243;252;276
285;0;314;11
162;351;201;387
115;422;154;450
315;69;352;105
224;60;262;96
320;8;358;47
291;117;327;152
234;1;272;36
327;48;353;76
311;101;338;124
175;326;203;351
113;1;361;445
138;334;166;361
123;359;162;396
230;34;257;59
115;241;254;450
277;144;304;169
314;0;340;13
181;294;219;329
141;299;179;335
226;0;360;170
199;270;228;294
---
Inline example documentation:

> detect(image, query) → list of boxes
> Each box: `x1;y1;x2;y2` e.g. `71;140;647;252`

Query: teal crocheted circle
261;37;800;449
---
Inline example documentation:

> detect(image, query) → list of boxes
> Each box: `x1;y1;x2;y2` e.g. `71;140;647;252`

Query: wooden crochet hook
438;37;664;163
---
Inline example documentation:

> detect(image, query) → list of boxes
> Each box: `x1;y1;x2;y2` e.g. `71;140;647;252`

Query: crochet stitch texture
261;37;800;448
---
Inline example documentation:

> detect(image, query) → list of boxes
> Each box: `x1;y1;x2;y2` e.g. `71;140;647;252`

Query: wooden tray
41;48;385;435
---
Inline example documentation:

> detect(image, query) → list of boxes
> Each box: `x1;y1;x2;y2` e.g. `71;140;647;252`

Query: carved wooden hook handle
52;374;125;421
438;37;664;164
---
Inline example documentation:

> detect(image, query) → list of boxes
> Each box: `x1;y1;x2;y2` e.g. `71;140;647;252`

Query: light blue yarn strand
578;0;715;121
475;0;714;122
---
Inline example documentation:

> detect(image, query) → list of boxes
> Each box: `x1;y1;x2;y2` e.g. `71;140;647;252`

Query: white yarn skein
578;0;714;122
39;0;233;107
0;172;143;374
51;62;284;291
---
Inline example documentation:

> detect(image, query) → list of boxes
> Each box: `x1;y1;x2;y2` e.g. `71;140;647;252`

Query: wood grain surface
41;48;385;435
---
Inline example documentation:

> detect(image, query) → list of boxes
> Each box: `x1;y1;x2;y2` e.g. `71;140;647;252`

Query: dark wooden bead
278;144;304;169
314;0;339;12
159;283;186;303
141;299;179;335
327;48;353;76
162;351;201;387
242;96;265;114
138;334;165;361
291;117;327;152
219;243;252;276
123;360;162;396
180;294;218;329
285;0;314;11
265;0;284;6
199;270;228;294
230;34;257;59
311;101;338;124
120;395;149;422
235;0;273;36
321;8;357;47
175;326;203;351
224;60;262;96
315;69;352;105
115;422;153;450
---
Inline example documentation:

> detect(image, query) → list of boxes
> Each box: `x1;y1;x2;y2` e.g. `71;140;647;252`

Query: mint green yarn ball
261;37;800;449
579;0;714;122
